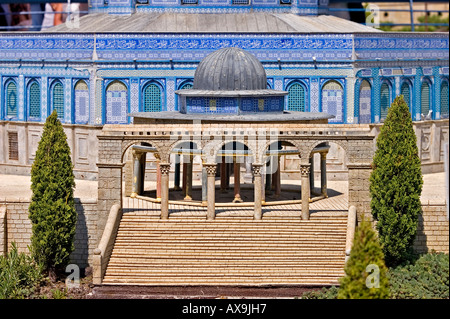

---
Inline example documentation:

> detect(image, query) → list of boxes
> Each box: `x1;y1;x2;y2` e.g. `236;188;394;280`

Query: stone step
106;258;344;266
108;252;345;259
101;276;341;286
104;269;345;277
113;239;346;245
110;244;345;251
103;212;348;286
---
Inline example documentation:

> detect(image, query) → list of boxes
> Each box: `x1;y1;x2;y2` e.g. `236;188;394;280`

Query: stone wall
0;198;98;268
0;121;102;180
1;120;447;182
414;202;449;254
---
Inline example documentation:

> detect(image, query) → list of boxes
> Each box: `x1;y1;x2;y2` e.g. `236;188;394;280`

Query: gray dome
193;47;267;91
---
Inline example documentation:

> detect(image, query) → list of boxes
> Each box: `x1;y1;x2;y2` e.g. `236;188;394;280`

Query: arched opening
106;80;128;124
321;80;344;123
401;80;412;115
359;80;371;124
51;81;64;121
441;81;449;119
307;141;349;218
168;141;202;203
214;141;252;205
28;80;41;121
380;81;391;122
287;82;306;112
142;82;162;112
74;80;89;124
421;80;432;119
5;80;18;118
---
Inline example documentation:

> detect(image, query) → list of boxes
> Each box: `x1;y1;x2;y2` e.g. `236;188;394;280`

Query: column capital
300;163;310;176
252;163;263;176
319;151;328;160
159;162;171;175
131;149;144;159
203;163;217;176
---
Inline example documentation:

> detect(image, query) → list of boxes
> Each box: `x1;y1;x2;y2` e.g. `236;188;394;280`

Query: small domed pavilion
129;47;333;220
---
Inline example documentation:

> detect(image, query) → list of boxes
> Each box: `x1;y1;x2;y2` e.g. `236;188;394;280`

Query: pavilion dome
193;47;267;91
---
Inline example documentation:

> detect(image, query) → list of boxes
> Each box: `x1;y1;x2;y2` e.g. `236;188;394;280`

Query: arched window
74;80;89;124
28;81;41;120
6;81;18;118
400;81;411;113
321;80;344;123
106;80;128;124
420;81;431;117
359;80;371;124
287;82;306;112
180;82;193;90
441;81;449;119
380;82;390;121
52;82;64;120
143;83;162;112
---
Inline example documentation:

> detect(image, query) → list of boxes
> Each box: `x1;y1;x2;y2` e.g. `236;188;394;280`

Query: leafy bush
369;95;423;267
388;252;449;299
338;218;390;299
29;110;77;277
301;286;339;299
0;243;44;299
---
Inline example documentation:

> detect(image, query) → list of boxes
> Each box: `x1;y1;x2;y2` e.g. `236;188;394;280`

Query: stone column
320;152;328;198
184;155;193;201
301;163;311;220
220;156;227;192
274;156;281;198
204;163;217;220
201;165;208;206
182;162;188;196
160;162;171;220
174;154;181;191
265;159;272;192
156;160;161;201
252;163;263;220
131;150;143;198
244;157;253;184
233;158;242;203
309;155;315;193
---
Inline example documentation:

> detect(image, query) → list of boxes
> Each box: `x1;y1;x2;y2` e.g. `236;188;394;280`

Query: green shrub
369;95;423;267
29;110;77;278
0;243;44;299
301;286;339;299
388;252;449;299
338;218;390;299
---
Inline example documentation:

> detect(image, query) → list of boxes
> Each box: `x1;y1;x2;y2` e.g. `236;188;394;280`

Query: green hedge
388;252;449;299
0;243;44;299
301;252;449;299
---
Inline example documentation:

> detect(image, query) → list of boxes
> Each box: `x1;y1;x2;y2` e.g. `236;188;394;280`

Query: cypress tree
338;218;390;299
28;110;76;279
369;95;423;267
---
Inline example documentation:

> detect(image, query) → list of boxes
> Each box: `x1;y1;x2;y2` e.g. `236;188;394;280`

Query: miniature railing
345;205;357;263
93;203;122;285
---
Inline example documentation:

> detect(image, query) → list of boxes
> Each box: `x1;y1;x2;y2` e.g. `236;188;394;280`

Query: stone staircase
101;212;348;286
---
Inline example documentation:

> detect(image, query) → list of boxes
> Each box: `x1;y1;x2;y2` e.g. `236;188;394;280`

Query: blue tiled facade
180;96;285;114
0;2;448;125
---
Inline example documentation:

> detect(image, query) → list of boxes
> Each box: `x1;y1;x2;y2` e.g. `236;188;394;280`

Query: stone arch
215;139;255;164
303;139;349;163
120;139;165;163
202;138;257;164
260;138;302;163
